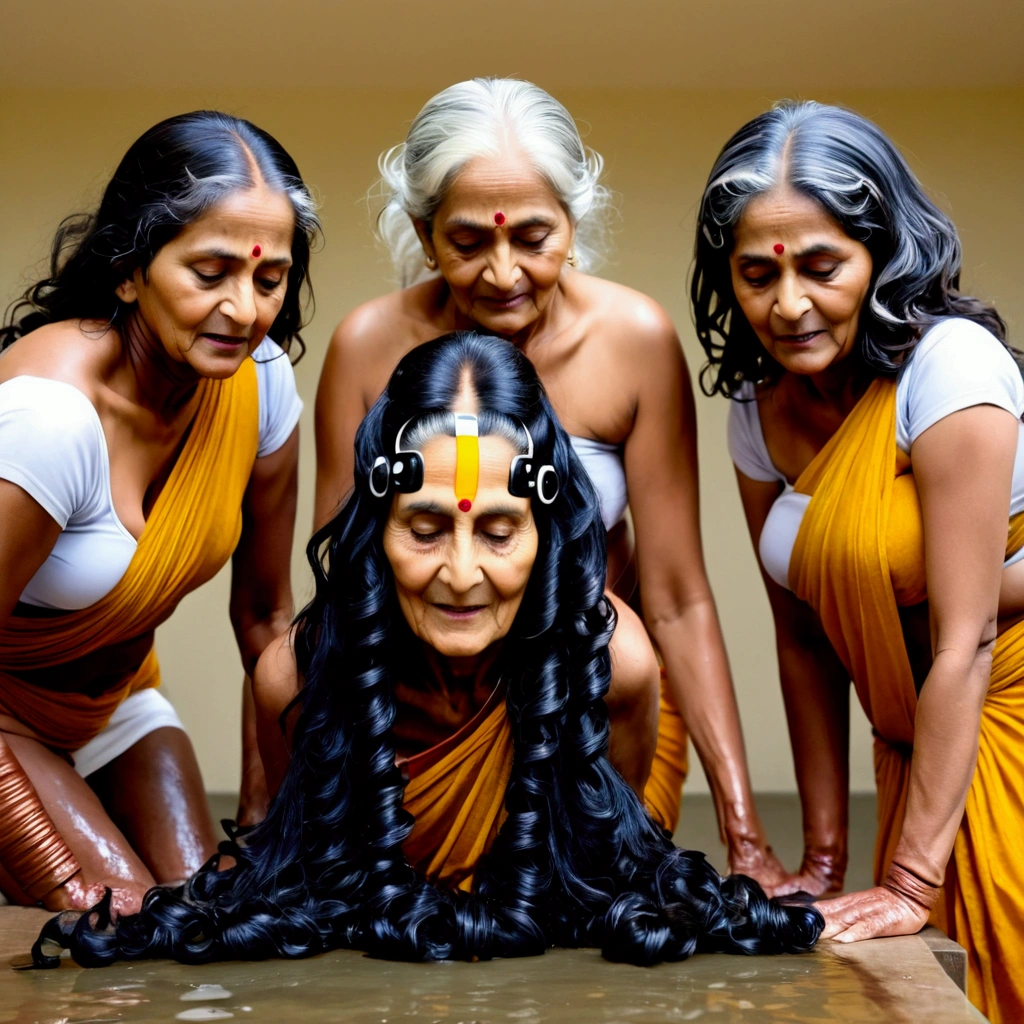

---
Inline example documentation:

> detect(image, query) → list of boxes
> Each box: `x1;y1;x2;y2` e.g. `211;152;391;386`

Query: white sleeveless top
727;319;1024;591
0;338;302;611
569;434;628;532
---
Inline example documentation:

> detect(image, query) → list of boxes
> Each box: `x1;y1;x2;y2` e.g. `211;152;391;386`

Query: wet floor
0;911;985;1024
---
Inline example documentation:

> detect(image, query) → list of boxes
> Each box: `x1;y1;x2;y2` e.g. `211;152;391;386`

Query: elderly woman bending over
694;100;1023;1023
315;79;790;890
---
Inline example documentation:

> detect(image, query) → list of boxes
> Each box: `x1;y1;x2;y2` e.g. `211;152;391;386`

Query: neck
113;311;201;418
423;642;501;691
802;355;873;416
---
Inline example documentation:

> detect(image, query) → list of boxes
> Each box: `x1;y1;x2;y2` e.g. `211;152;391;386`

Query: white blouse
727;319;1024;590
0;338;302;610
569;434;628;531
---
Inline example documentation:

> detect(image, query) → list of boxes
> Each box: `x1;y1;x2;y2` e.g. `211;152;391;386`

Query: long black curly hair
1;110;319;358
692;101;1008;398
34;332;822;968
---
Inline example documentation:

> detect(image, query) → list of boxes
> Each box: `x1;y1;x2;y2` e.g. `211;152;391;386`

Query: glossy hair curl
33;332;822;968
692;101;1008;398
2;110;319;359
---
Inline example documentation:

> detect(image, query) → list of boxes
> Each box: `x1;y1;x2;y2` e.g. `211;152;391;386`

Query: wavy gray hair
691;100;1007;397
376;78;611;287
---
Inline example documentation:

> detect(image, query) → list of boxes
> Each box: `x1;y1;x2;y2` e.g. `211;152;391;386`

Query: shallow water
1;936;984;1024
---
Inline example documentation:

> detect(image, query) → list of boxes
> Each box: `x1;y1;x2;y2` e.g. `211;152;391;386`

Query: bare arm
820;404;1016;940
229;426;299;824
251;629;301;799
0;480;62;626
622;323;789;888
313;312;388;530
736;470;851;895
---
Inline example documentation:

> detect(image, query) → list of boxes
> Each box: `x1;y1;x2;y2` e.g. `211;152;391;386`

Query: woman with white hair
314;77;793;892
695;99;1022;1022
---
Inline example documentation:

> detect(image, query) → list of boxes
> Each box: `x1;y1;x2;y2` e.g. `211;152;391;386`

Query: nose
437;530;485;594
773;269;813;322
481;239;522;292
220;276;258;327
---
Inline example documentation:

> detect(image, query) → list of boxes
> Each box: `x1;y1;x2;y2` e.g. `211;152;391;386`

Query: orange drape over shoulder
790;378;1024;1024
401;689;513;891
400;669;688;891
0;361;259;750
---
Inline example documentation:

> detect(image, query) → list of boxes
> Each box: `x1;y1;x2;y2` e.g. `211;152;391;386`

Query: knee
606;595;660;720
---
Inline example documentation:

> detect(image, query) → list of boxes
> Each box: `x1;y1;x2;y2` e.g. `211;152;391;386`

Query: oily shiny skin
85;727;217;884
0;733;80;899
818;862;937;942
0;727;216;915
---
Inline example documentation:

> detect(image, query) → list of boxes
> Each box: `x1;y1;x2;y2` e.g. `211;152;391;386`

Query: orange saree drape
0;361;259;751
401;671;688;890
789;378;1024;1024
644;672;688;834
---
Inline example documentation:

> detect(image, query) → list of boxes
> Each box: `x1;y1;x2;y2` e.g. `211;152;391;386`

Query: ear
412;218;435;261
115;275;138;304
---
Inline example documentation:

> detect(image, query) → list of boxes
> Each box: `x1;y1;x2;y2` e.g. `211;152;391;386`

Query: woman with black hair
33;331;823;968
317;78;792;892
0;112;317;916
694;100;1022;1021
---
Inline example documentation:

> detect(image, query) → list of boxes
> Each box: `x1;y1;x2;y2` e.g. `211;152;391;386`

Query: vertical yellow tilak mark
454;414;480;508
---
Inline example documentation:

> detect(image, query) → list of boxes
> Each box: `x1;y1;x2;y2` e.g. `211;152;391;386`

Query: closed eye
193;269;226;284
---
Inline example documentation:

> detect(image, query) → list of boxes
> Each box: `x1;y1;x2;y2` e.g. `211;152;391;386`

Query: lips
478;293;528;310
433;604;487;620
775;330;826;344
201;333;249;349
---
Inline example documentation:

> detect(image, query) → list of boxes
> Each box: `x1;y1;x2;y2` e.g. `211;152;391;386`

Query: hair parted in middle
376;78;613;288
34;332;822;969
691;100;1008;399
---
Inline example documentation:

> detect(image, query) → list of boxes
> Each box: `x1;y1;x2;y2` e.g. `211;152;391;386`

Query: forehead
733;186;849;246
420;432;518;485
395;433;528;507
438;151;564;218
172;184;296;250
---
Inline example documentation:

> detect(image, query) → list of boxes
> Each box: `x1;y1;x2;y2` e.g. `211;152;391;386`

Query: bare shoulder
571;274;681;362
0;321;113;397
252;628;301;721
327;281;444;375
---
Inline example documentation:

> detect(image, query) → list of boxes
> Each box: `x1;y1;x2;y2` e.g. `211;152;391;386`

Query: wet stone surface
0;910;985;1024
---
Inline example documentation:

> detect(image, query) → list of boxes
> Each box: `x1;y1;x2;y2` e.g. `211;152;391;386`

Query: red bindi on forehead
251;244;262;258
494;212;505;226
773;243;785;255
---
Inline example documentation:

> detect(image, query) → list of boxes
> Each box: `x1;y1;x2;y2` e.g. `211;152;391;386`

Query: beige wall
2;86;1021;794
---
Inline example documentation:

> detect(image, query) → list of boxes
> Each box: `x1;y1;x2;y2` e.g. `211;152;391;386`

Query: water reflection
2;942;983;1024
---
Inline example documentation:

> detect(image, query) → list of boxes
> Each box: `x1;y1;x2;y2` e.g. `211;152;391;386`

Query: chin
191;351;251;380
433;639;490;659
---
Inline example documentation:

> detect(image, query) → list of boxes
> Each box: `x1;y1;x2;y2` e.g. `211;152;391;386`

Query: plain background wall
2;84;1022;794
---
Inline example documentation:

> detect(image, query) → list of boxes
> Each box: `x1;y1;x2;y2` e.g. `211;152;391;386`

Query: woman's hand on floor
43;871;148;918
727;837;806;897
759;846;846;898
817;862;938;941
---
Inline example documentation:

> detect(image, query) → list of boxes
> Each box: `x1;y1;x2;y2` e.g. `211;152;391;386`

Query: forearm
648;598;761;847
776;636;850;886
894;646;990;884
231;605;294;677
0;735;80;901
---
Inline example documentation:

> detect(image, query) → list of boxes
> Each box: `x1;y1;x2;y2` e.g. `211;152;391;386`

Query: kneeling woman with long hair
35;332;822;967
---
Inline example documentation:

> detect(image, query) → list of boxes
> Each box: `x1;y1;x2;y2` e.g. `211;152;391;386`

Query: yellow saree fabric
643;670;688;834
0;361;259;750
401;692;513;892
401;668;688;889
789;377;1024;1024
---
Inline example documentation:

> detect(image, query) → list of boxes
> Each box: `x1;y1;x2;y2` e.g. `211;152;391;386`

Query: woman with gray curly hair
314;77;794;894
694;99;1021;1022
